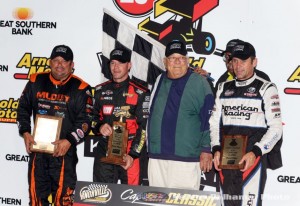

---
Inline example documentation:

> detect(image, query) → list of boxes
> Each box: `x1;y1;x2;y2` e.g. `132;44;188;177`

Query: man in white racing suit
210;41;283;206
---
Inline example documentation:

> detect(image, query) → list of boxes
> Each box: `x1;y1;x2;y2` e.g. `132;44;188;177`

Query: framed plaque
219;135;248;169
31;114;63;154
101;121;128;166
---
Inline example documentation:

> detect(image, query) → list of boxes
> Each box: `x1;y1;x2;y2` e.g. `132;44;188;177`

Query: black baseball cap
50;45;73;61
231;42;256;60
165;40;187;57
110;48;131;63
223;39;244;54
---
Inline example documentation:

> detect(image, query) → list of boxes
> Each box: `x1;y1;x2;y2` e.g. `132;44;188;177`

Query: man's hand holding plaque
218;135;248;170
100;106;130;166
31;114;63;154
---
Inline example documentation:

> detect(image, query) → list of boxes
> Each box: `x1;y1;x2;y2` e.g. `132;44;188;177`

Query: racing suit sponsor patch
76;129;84;139
102;105;114;115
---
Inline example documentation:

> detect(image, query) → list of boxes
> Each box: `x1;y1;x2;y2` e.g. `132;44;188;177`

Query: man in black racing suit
92;48;150;185
17;45;93;206
209;42;283;206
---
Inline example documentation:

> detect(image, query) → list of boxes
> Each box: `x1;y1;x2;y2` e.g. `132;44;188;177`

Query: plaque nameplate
219;135;248;169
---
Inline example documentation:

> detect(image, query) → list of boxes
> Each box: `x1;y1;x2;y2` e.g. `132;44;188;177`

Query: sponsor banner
277;175;300;184
0;98;18;123
0;197;22;205
74;181;221;206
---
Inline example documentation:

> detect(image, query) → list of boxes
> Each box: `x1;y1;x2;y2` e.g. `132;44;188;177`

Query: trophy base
100;156;126;166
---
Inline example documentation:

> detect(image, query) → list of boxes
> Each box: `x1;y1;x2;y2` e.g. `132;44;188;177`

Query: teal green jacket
147;69;214;162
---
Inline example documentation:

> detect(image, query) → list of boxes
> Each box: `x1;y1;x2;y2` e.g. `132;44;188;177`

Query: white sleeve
255;84;283;155
209;82;224;149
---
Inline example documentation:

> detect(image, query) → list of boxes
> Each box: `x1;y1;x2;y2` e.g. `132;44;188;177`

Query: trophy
100;106;130;165
31;114;62;154
219;135;248;169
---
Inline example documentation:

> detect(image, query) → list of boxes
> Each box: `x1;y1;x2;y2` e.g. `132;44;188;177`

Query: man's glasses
167;56;187;63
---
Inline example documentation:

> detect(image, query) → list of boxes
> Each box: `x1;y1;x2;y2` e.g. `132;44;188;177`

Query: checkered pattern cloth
100;9;166;86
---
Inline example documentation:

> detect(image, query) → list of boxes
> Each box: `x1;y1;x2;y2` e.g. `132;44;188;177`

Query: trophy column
100;107;130;166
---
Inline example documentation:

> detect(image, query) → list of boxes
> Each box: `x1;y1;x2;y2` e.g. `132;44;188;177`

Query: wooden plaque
219;135;248;169
31;114;62;154
101;121;128;166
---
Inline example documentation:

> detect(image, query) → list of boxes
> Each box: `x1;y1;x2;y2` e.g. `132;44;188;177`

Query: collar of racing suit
49;72;73;87
112;77;130;89
235;73;257;87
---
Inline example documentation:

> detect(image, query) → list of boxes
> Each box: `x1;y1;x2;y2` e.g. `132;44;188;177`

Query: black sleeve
65;85;93;145
128;89;150;158
17;81;34;135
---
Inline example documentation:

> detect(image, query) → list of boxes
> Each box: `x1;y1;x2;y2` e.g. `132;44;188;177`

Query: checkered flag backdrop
100;9;166;86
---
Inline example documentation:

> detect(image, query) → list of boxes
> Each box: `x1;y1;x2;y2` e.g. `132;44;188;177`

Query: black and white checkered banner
74;181;221;206
100;9;166;86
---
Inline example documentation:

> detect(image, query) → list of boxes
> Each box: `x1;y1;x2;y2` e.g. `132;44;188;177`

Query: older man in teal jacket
147;40;214;190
